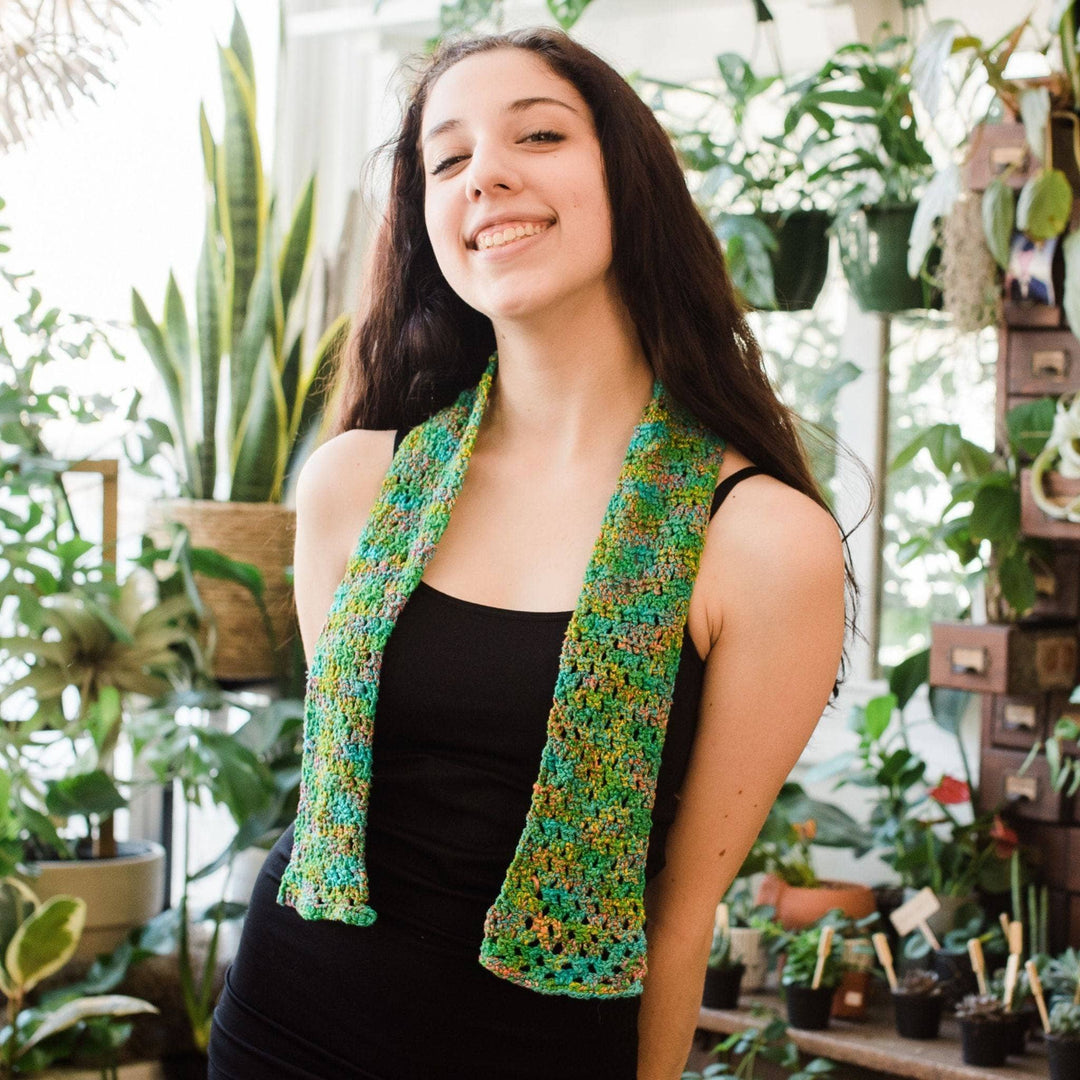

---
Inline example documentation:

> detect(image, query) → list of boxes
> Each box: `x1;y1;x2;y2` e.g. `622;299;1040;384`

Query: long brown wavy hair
329;28;869;693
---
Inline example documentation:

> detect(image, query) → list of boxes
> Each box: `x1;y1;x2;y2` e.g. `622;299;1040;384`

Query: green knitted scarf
278;356;725;998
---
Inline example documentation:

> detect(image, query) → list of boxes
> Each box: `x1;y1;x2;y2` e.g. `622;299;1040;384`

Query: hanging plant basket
762;209;833;311
835;203;938;313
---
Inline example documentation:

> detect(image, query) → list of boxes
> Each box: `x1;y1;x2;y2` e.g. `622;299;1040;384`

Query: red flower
989;815;1019;859
929;776;971;805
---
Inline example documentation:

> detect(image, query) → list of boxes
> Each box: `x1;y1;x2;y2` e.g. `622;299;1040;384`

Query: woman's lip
469;223;552;258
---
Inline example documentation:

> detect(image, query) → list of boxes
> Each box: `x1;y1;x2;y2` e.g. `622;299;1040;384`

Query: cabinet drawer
930;621;1077;694
1020;468;1080;541
980;746;1073;823
1005;330;1080;396
964;122;1036;192
983;693;1047;750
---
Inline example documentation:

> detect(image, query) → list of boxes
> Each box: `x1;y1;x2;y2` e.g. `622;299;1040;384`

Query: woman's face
420;48;615;325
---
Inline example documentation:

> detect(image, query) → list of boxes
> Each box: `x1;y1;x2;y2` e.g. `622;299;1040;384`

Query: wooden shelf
695;994;1049;1080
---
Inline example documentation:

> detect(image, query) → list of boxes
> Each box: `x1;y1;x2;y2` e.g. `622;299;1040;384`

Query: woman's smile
472;219;552;251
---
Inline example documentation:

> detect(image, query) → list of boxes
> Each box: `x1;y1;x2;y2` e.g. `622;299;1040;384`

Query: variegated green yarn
279;356;725;998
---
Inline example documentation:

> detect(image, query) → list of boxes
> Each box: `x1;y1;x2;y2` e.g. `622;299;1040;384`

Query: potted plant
775;925;846;1031
955;993;1011;1066
0;878;156;1078
891;969;944;1039
1047;1000;1080;1080
722;880;775;992
790;23;937;312
641;53;839;311
684;1010;837;1080
703;905;746;1010
0;563;208;961
132;9;348;683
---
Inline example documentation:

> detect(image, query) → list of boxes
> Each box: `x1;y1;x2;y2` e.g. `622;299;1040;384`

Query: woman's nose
464;143;522;201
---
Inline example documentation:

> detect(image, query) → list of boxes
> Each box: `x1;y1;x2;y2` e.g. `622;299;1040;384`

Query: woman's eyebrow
422;96;580;146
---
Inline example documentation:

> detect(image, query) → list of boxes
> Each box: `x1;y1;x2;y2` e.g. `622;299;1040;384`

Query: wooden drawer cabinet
1031;546;1080;617
930;621;1077;694
1005;329;1080;396
980;745;1073;823
965;122;1036;192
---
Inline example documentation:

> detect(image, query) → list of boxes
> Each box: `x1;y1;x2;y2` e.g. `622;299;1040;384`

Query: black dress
207;462;763;1080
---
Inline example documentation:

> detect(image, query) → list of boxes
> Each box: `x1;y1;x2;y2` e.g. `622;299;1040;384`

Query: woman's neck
485;286;654;464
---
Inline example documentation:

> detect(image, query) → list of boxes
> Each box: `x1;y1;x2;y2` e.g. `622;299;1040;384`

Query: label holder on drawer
1032;349;1069;378
951;645;988;675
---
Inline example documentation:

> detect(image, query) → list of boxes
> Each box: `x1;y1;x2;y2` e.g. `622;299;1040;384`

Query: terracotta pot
755;874;876;930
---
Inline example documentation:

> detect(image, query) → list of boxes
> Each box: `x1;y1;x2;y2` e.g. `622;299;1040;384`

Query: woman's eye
431;154;467;176
524;130;564;145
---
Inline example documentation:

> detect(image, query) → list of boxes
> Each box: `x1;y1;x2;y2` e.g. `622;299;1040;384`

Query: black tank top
366;434;764;949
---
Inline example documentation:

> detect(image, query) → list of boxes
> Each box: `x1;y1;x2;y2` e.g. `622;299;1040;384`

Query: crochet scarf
278;356;725;998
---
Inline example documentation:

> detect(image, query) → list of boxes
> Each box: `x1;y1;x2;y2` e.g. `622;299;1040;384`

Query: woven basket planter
147;500;296;683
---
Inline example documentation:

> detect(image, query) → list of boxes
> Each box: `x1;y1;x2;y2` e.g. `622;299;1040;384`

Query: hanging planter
835;203;937;313
762;209;832;311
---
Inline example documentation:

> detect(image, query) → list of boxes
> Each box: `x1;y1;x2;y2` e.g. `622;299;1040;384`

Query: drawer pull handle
950;645;987;675
1002;704;1037;730
1032;349;1068;378
1005;774;1038;802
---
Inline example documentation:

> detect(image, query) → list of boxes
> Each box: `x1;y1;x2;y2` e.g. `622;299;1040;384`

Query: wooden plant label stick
1009;920;1023;956
1026;960;1051;1033
999;912;1011;939
872;932;898;991
1003;953;1020;1011
714;903;729;937
890;888;941;937
968;938;988;997
918;919;941;951
812;926;834;990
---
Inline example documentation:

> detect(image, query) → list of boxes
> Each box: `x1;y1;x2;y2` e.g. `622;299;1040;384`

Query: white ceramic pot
22;840;166;961
728;926;768;991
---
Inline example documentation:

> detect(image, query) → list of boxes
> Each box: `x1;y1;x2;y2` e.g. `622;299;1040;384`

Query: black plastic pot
1047;1033;1080;1080
957;1018;1009;1067
785;984;835;1031
892;991;943;1039
702;962;745;1009
931;948;976;1006
834;203;939;314
1002;1009;1029;1057
762;209;832;311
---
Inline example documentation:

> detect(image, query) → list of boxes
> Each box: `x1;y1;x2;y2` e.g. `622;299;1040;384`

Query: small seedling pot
785;984;835;1031
1047;1034;1080;1080
1002;1010;1029;1056
957;1018;1009;1067
892;991;943;1040
702;962;745;1010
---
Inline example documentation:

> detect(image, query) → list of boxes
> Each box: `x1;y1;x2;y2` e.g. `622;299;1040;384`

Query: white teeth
475;222;549;250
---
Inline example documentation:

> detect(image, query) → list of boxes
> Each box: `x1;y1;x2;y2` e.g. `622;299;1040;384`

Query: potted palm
133;9;348;683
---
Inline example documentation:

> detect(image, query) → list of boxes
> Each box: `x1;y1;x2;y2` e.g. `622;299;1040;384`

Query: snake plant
132;9;347;504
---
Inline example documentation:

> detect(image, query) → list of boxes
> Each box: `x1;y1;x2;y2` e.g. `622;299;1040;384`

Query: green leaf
1019;86;1052;162
970;482;1019;543
16;994;158;1057
1016;168;1072;240
982;178;1016;270
278;176;316;322
888;648;929;711
928;686;971;736
544;0;595;29
912;20;959;117
1062;229;1080;338
1006;397;1056;458
195;206;224;500
229;7;256;89
44;771;127;820
864;693;897;740
5;897;85;994
998;549;1037;615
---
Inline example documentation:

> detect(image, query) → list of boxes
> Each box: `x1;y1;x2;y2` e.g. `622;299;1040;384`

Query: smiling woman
207;26;858;1080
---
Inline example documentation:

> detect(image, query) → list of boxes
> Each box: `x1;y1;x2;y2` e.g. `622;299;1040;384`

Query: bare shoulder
296;428;396;532
293;429;396;662
699;458;845;644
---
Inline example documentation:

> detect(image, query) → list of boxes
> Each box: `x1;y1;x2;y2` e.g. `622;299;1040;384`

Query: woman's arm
293;428;396;665
636;479;847;1080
